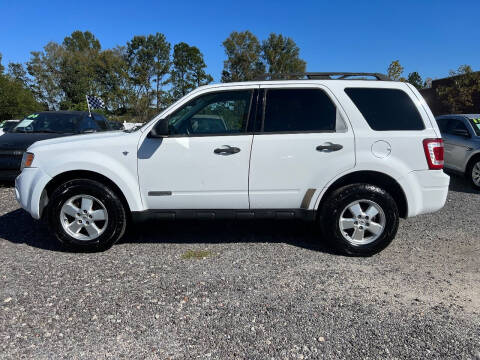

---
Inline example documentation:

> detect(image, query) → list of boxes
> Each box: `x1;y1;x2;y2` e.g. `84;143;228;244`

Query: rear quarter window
345;88;425;131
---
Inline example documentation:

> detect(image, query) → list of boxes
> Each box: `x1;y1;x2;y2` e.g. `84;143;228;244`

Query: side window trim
164;89;255;138
257;87;338;135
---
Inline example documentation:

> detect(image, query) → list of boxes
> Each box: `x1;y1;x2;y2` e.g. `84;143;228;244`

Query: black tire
47;179;127;251
467;157;480;190
319;183;399;256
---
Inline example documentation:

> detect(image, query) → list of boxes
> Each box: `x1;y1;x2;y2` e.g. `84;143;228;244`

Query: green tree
262;33;306;78
221;31;265;82
7;62;29;87
387;60;404;81
63;30;101;52
170;42;213;99
27;42;64;109
437;65;480;113
149;33;171;109
0;72;42;120
59;31;102;109
0;53;4;74
95;46;133;112
407;71;423;89
126;33;171;112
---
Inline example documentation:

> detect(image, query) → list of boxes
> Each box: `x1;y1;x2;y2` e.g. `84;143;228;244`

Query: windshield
468;117;480;136
12;113;81;134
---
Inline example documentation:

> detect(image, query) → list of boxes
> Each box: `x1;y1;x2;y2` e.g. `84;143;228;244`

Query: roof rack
254;72;390;81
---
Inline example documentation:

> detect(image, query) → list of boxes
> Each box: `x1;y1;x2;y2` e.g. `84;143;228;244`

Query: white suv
15;73;450;255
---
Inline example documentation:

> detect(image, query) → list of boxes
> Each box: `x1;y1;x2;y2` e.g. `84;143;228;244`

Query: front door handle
316;142;343;152
214;145;241;155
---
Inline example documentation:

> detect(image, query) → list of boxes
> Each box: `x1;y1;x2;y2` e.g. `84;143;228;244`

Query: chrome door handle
316;142;343;152
214;145;241;155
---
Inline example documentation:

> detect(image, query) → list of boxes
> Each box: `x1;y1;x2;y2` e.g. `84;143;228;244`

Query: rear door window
262;88;336;133
345;88;425;131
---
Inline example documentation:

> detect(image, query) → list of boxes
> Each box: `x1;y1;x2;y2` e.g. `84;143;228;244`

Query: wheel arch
466;152;480;175
317;170;408;218
43;170;132;218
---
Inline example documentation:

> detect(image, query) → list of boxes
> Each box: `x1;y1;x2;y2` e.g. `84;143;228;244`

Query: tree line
386;59;480;113
0;30;306;121
0;30;478;121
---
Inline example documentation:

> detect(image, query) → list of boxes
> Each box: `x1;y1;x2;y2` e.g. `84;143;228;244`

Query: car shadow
4;173;472;254
0;208;335;254
445;172;478;194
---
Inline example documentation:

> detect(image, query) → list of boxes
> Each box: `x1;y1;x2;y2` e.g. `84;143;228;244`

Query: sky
1;0;479;82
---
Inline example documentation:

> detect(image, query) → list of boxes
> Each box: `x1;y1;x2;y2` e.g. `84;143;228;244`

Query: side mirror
451;128;470;138
148;119;169;138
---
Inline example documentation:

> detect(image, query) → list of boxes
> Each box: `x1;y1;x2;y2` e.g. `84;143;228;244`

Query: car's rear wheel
47;179;127;251
319;183;399;256
468;159;480;190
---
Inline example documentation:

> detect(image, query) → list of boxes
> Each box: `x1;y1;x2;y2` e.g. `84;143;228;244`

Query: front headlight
20;152;34;171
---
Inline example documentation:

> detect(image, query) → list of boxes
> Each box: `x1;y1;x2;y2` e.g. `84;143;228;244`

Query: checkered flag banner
86;95;105;109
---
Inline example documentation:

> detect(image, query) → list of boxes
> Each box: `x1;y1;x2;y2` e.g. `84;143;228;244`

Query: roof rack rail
254;72;390;81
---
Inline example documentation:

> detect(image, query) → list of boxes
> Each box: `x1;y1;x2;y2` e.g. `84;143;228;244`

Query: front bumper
15;167;52;219
0;169;20;181
403;170;450;217
0;153;23;180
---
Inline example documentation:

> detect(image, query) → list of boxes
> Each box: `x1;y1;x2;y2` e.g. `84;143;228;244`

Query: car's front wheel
319;183;399;256
468;158;480;190
47;179;127;251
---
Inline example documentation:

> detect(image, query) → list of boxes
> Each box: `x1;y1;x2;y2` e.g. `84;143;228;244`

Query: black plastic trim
148;191;172;196
131;209;315;222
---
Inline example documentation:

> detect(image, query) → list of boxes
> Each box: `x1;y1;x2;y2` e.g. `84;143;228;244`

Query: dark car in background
0;120;20;136
0;111;112;180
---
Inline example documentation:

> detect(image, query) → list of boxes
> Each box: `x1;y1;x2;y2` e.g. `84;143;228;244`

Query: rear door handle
316;142;343;152
214;145;241;155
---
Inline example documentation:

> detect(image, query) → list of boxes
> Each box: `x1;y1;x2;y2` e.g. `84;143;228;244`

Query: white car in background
122;122;143;131
15;72;449;255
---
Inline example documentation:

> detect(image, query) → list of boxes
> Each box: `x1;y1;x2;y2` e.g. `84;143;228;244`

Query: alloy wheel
339;199;386;246
472;161;480;187
60;195;108;241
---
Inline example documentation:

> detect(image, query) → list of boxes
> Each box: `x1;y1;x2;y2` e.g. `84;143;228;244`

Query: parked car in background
107;120;124;130
15;73;449;255
122;121;144;131
435;114;480;189
0;111;112;180
0;120;20;136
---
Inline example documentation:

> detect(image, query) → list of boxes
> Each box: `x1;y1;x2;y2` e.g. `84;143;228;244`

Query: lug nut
366;222;370;226
359;226;363;230
354;221;358;225
78;220;82;224
83;210;87;214
89;215;92;219
365;216;369;220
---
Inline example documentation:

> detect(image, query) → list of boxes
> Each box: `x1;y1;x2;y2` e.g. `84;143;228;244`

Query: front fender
40;152;143;213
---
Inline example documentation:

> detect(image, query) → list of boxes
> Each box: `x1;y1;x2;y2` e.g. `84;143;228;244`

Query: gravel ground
0;174;479;359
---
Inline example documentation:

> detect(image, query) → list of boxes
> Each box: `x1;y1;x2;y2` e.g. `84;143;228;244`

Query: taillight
423;139;444;170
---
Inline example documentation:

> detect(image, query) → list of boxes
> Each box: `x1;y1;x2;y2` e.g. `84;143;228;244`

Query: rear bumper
402;170;450;217
15;167;52;219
